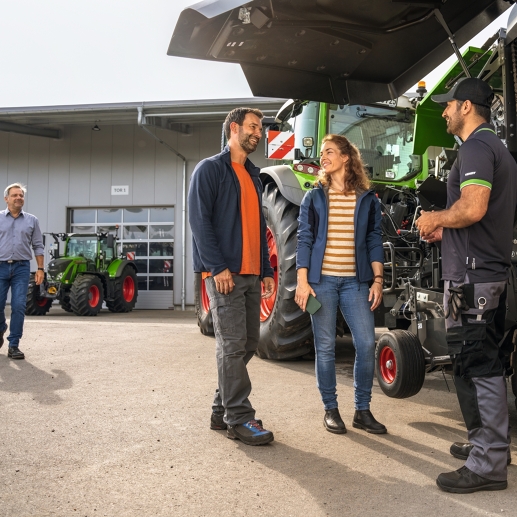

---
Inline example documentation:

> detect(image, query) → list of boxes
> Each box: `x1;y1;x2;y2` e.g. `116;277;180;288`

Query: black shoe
0;327;5;349
8;347;24;360
324;408;347;434
450;441;511;465
227;419;274;445
210;411;227;430
352;409;387;434
436;466;507;494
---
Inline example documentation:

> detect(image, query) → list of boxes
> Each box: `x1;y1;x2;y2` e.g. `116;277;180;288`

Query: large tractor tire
59;296;73;313
25;276;53;316
258;182;313;360
375;330;425;398
70;275;104;316
106;266;138;313
194;273;214;336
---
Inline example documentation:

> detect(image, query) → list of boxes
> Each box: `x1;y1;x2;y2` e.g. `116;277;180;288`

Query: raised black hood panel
168;0;511;104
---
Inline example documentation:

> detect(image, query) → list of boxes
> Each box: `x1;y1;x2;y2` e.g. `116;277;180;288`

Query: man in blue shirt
417;78;517;493
0;183;44;359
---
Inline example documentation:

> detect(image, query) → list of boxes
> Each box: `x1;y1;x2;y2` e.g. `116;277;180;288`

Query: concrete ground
1;307;517;517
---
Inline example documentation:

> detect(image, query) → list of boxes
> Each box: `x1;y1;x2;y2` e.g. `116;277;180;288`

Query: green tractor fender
260;165;310;207
107;259;138;279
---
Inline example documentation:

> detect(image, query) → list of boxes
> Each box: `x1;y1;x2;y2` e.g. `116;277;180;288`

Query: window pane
149;259;173;274
123;242;148;256
150;225;174;240
124;208;148;223
71;225;95;233
150;207;174;223
149;276;173;290
133;259;148;273
150;242;173;256
98;225;118;236
71;209;96;224
123;225;148;240
98;209;122;223
138;277;148;291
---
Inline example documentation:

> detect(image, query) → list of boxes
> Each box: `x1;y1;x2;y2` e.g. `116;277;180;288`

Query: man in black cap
416;77;517;493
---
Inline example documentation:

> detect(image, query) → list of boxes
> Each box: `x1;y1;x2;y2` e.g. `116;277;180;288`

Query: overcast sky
0;1;511;108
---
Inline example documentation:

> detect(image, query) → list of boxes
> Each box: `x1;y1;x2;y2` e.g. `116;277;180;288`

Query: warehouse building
0;97;284;309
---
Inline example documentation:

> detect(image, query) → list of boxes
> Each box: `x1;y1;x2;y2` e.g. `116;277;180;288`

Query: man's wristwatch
37;268;44;271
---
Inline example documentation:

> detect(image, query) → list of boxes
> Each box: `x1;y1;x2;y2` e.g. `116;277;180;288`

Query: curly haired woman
295;134;386;434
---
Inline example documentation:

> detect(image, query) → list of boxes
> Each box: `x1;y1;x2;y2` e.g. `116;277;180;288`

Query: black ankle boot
353;409;387;434
324;408;347;434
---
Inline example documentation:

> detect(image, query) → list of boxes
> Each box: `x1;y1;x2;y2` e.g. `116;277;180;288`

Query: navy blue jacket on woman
296;183;384;284
188;146;274;279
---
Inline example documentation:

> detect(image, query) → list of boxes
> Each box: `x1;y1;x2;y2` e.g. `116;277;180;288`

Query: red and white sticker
127;251;135;260
163;260;171;272
267;131;295;160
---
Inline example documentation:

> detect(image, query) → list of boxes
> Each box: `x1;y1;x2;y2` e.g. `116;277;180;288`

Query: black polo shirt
442;123;517;283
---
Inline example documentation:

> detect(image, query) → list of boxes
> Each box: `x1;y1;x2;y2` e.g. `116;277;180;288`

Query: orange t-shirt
202;162;260;278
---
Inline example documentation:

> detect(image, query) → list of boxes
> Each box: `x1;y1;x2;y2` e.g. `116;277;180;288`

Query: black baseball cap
431;77;494;108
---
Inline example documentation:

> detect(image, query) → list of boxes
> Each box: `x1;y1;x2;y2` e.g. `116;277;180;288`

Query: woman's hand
368;281;383;311
295;282;316;312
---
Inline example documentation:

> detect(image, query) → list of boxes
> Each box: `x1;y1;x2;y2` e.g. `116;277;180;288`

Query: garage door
69;207;174;309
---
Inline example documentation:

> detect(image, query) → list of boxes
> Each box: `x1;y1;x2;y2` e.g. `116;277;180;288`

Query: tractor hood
167;0;511;104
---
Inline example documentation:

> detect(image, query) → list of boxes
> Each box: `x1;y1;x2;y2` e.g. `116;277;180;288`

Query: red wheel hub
122;275;135;302
260;227;278;322
379;345;397;384
201;278;210;314
88;284;100;307
36;297;48;307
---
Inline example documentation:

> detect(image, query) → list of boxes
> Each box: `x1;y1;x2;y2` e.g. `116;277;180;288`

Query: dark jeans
0;261;30;348
205;274;261;426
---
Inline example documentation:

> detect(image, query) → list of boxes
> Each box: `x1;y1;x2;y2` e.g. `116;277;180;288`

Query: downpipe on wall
137;106;187;311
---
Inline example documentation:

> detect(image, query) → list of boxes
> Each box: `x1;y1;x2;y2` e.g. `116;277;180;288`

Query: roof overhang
167;0;512;104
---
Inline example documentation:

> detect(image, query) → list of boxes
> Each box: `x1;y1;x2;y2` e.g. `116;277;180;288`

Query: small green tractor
26;232;138;316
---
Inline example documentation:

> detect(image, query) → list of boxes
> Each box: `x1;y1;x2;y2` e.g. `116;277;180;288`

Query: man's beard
239;130;259;154
446;111;464;136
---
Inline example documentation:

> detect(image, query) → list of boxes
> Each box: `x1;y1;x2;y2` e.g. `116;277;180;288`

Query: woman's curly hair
316;134;371;192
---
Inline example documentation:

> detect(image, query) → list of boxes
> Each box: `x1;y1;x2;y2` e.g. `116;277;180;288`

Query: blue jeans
0;261;30;348
310;275;376;411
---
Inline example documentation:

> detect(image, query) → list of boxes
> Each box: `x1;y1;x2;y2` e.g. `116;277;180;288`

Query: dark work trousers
444;279;510;481
204;274;261;426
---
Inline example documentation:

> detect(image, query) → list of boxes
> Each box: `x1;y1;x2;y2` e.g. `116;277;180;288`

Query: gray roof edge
0;97;287;116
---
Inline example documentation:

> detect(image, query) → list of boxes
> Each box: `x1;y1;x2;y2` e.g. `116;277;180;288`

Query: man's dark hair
224;107;263;140
456;100;491;123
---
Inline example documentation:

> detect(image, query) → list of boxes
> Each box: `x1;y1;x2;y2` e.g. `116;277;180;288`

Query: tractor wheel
258;183;313;360
194;273;214;336
70;275;104;316
375;330;425;399
59;296;73;313
25;276;52;316
106;267;138;313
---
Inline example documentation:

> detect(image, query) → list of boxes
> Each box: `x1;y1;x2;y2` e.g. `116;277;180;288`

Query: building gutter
137;106;187;311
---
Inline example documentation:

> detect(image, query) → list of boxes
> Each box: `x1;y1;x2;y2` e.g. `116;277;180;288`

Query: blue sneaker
227;419;274;445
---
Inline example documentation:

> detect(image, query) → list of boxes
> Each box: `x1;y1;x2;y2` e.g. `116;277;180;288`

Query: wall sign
111;185;129;196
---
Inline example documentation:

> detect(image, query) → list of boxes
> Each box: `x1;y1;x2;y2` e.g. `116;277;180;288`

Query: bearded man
188;107;275;446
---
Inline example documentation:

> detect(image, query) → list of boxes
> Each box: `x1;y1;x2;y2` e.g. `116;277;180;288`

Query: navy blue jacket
188;146;274;279
296;184;384;284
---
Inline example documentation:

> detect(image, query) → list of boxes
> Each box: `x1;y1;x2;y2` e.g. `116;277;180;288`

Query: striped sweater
321;190;356;276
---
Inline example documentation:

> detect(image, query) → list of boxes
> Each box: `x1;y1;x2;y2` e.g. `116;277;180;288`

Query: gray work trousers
205;274;261;426
444;279;510;481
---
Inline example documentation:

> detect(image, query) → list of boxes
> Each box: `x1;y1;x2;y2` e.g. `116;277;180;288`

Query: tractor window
279;101;319;159
329;104;417;182
66;237;98;260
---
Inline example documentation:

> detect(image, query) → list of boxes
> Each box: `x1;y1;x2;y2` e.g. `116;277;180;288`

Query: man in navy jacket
188;107;275;446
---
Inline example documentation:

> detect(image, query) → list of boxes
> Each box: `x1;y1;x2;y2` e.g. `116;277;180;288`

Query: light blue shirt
0;209;44;261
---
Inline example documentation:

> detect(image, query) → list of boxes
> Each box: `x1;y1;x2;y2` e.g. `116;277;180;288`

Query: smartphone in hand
305;294;322;315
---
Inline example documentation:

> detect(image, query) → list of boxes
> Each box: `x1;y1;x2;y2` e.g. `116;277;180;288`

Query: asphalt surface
1;307;517;516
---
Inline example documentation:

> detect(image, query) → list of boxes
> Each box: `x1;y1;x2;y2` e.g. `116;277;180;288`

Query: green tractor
170;1;517;400
26;232;138;316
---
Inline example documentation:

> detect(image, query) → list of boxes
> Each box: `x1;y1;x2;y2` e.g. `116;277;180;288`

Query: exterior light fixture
92;124;101;131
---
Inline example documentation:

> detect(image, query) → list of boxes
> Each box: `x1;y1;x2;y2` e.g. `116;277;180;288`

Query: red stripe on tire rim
260;227;278;322
89;285;100;307
379;345;396;384
122;275;135;302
